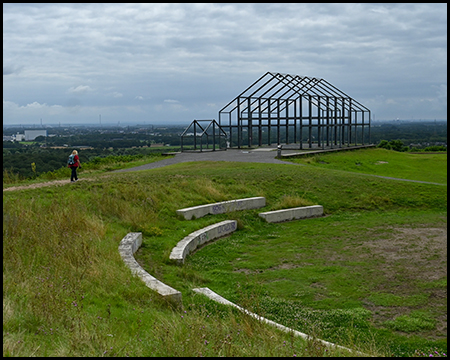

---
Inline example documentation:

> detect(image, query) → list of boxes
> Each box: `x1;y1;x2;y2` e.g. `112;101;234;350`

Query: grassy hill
3;148;447;357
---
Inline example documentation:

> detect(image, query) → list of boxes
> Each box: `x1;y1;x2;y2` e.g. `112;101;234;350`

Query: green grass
384;311;437;333
169;209;446;354
3;149;447;357
285;147;447;184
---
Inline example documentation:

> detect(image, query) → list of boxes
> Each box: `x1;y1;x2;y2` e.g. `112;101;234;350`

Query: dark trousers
70;166;78;181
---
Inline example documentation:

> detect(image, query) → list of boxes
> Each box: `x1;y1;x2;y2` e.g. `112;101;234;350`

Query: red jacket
69;154;80;167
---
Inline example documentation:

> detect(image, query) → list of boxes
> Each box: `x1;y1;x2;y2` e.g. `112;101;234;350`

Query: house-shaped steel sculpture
180;119;227;152
218;72;371;149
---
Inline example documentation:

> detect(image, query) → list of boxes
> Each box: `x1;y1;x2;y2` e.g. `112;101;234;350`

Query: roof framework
180;119;227;152
218;72;372;149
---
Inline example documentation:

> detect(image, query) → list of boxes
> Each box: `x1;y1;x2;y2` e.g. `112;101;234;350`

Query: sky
3;3;447;126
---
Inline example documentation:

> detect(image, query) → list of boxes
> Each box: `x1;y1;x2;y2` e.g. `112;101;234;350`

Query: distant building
71;146;94;149
11;132;25;141
25;130;47;141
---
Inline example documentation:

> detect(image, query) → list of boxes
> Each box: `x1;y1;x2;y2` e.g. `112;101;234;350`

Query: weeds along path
2;177;107;192
3;178;88;192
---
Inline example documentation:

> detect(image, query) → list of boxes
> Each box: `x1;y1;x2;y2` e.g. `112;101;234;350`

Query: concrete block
118;232;182;307
176;197;266;220
259;205;323;223
170;220;237;265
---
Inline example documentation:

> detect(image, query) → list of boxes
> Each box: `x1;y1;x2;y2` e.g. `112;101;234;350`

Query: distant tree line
377;139;446;152
369;121;446;145
3;121;446;179
2;146;168;180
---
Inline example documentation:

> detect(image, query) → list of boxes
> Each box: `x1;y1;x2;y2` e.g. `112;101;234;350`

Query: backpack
68;154;76;165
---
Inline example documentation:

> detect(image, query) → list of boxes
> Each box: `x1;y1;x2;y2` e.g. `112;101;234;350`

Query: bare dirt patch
362;226;447;283
355;225;447;339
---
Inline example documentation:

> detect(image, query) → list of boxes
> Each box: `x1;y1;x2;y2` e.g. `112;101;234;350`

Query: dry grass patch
272;195;315;210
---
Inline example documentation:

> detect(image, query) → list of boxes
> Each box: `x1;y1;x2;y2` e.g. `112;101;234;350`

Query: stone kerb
259;205;323;223
170;220;237;265
192;287;365;356
118;232;182;307
176;197;266;220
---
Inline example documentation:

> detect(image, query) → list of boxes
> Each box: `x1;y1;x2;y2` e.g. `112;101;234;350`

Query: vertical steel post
213;119;216;151
341;98;345;147
193;120;197;150
326;96;330;147
247;97;252;147
277;98;281;145
348;98;352;146
229;113;232;148
237;97;241;149
258;97;262;146
267;100;271;145
293;98;297;145
334;98;338;146
317;96;321;148
299;95;303;149
308;95;312;148
285;99;289;144
361;111;364;145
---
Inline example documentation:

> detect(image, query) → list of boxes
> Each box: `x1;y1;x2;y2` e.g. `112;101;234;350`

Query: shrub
377;140;408;152
424;145;446;152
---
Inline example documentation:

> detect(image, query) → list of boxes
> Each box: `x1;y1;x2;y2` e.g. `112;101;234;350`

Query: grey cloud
3;65;23;76
2;3;447;124
3;66;15;76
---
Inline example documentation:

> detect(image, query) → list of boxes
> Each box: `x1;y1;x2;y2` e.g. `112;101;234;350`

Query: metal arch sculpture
218;72;372;149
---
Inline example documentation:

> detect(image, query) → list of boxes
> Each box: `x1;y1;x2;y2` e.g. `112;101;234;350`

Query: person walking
68;150;81;182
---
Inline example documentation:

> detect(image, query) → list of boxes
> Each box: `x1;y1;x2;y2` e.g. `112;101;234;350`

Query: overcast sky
3;3;447;126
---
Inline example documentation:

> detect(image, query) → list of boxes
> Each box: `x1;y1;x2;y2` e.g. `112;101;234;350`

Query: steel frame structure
218;72;371;149
180;119;227;152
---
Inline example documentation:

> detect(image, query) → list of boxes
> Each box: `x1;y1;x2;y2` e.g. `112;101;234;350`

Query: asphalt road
113;148;303;173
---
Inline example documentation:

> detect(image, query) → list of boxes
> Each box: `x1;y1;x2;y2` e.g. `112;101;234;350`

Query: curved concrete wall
118;232;182;307
118;200;357;355
176;197;266;220
170;220;237;265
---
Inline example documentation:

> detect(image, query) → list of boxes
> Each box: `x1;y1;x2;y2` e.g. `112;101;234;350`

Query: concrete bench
176;197;266;220
259;205;323;223
170;220;237;265
118;232;182;307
